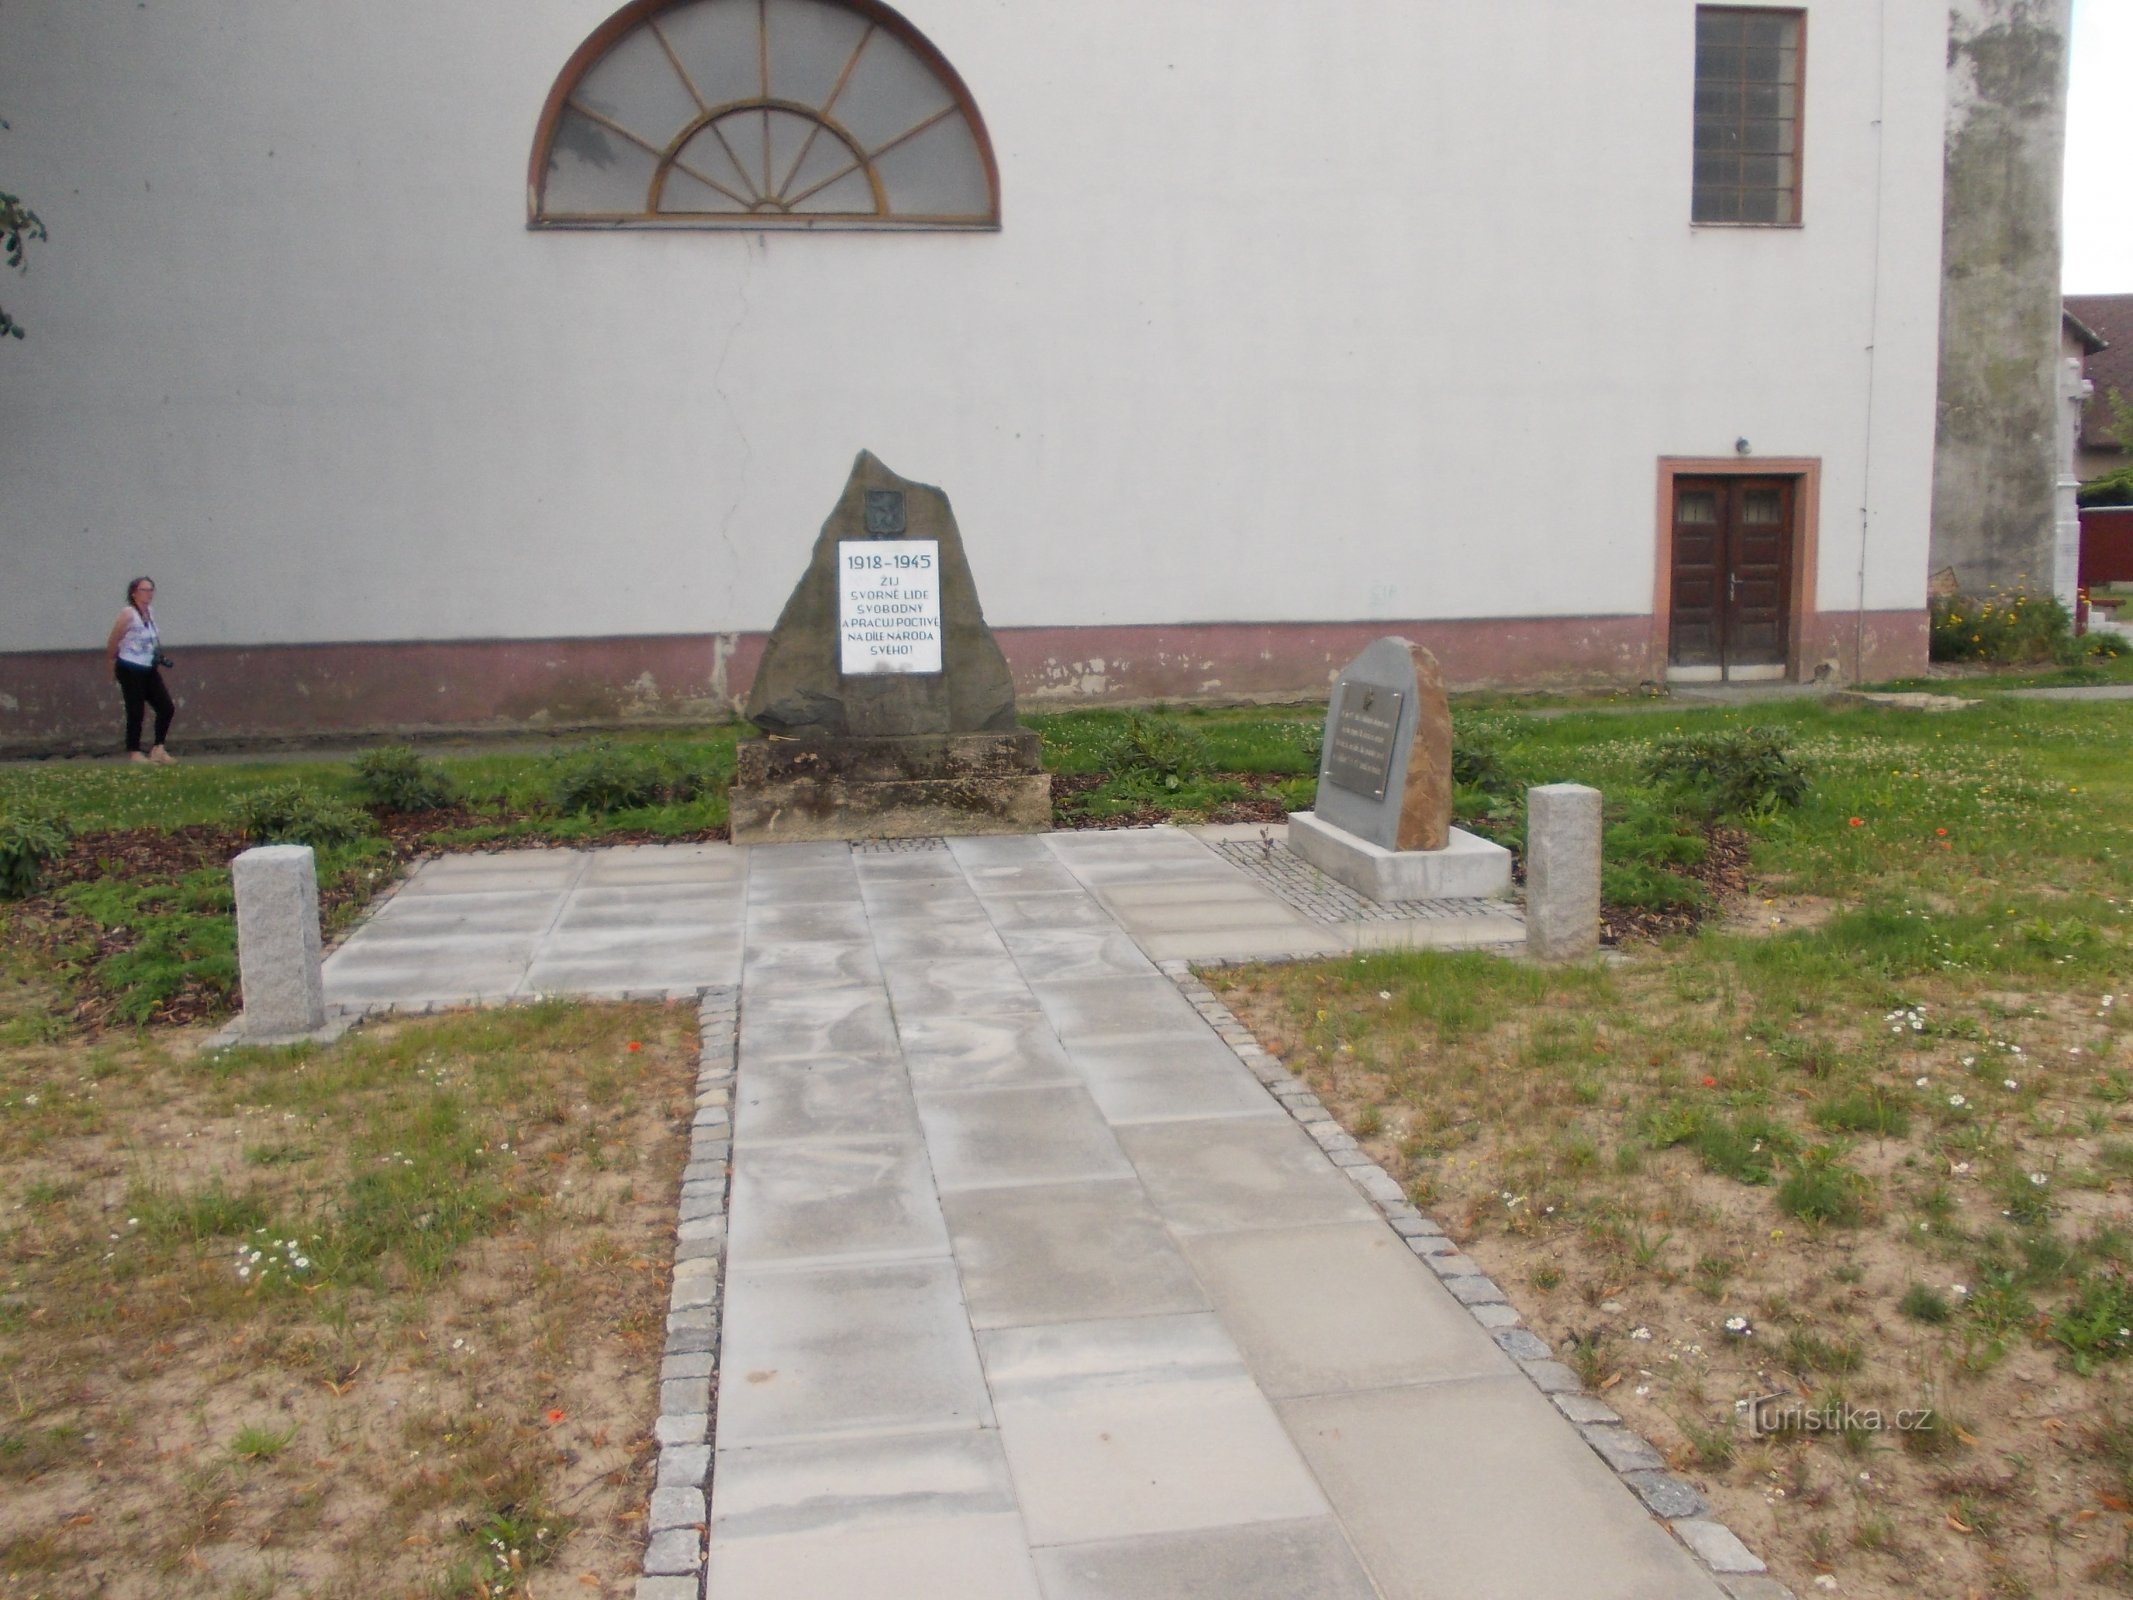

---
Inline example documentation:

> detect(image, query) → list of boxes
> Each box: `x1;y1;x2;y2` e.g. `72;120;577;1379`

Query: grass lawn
0;1000;698;1598
3;692;2131;1595
1210;693;2133;1599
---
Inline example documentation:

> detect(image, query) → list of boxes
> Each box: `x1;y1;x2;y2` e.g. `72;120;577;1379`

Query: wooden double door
1669;476;1796;679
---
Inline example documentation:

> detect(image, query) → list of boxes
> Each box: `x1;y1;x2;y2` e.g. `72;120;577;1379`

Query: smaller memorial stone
1286;636;1511;903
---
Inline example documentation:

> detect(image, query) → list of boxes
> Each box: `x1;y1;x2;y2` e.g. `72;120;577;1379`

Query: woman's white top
115;606;160;668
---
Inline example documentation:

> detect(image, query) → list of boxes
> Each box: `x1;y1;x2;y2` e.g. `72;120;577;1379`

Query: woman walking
105;576;177;764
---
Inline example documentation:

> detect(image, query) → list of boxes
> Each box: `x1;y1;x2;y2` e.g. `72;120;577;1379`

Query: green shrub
2078;462;2133;508
0;808;70;899
1451;724;1510;792
351;745;456;814
1101;711;1211;792
1929;589;2073;665
232;781;376;848
547;739;666;815
1644;729;1808;817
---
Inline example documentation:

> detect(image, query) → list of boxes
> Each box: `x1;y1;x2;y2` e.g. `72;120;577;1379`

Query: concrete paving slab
745;870;862;906
885;957;1045;1020
735;1056;921;1145
1134;925;1347;965
744;841;854;869
1082;870;1272;903
520;948;741;993
717;1258;993;1446
1117;1118;1380;1236
858;881;988;921
980;1313;1329;1547
368;889;563;934
915;1085;1136;1192
959;860;1086;895
1031;1517;1378;1600
703;1514;1044;1600
710;1428;1020;1541
394;852;585;893
1347;913;1529;950
1278;1378;1725;1599
978;891;1120;934
577;843;743;885
897;1012;1081;1094
941;1178;1209;1330
947;836;1058;865
747;900;875;945
1029;975;1209;1042
728;1135;950;1265
740;939;883;992
740;988;901;1062
1179;1222;1509;1397
1062;1035;1284;1125
869;917;1012;965
999;926;1156;981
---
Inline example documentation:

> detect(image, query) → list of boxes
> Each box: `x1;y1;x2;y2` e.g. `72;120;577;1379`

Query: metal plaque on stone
838;538;943;676
864;489;908;536
1323;680;1404;800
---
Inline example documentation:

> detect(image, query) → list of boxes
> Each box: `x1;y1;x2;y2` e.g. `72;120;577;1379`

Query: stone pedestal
1289;811;1512;902
1524;783;1603;960
730;732;1050;844
232;844;327;1037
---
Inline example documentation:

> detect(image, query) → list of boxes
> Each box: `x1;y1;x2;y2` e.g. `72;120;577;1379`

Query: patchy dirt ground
0;1003;699;1599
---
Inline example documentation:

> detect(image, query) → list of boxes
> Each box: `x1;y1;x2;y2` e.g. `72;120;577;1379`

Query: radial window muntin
531;0;999;229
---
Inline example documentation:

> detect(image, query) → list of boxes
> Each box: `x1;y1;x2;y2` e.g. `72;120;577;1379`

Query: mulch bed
12;797;1754;1032
14;808;736;1032
1599;823;1752;945
1050;772;1294;830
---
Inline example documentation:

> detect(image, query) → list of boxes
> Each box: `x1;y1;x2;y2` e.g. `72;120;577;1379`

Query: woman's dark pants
115;662;174;753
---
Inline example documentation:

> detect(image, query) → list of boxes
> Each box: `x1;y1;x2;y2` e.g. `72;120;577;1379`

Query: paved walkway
323;828;1730;1600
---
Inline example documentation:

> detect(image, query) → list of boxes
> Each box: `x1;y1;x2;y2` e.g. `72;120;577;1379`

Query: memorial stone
1287;636;1511;902
1311;637;1452;851
731;452;1050;843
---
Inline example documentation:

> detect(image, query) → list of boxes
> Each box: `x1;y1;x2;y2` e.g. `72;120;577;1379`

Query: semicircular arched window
531;0;999;230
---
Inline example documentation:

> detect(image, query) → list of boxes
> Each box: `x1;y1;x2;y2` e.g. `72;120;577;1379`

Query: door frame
1653;457;1820;682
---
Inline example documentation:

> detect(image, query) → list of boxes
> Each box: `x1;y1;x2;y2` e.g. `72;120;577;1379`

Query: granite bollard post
1525;784;1603;961
233;844;327;1037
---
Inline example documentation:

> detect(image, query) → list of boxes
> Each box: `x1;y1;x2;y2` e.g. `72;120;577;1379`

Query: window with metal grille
530;0;998;229
1692;7;1803;225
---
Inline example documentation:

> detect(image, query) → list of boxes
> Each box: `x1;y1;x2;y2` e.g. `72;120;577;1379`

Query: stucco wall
0;0;1948;738
1931;0;2074;596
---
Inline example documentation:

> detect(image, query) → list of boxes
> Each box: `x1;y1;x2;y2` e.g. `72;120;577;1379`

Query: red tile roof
2069;294;2133;453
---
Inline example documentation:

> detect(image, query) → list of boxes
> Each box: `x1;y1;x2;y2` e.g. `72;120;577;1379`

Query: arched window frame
528;0;1001;231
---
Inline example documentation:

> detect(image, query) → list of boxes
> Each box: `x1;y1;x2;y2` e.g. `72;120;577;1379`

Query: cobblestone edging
1209;836;1529;928
1160;960;1796;1600
637;986;738;1600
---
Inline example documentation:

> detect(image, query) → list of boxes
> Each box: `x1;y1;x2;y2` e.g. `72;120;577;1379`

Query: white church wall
0;0;1950;739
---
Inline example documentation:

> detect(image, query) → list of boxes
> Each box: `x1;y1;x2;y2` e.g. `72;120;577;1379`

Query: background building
1;2;1971;748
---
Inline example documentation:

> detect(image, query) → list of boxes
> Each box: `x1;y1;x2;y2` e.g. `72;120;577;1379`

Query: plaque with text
1323;680;1404;799
839;539;943;675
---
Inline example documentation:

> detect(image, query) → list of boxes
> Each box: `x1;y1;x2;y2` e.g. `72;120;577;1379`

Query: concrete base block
730;732;1051;844
1286;812;1512;902
232;844;327;1038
